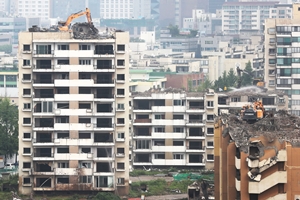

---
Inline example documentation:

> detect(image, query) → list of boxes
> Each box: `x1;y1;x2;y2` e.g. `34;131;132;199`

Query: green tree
197;78;213;92
241;61;253;86
227;68;237;88
0;45;12;54
93;192;121;200
167;24;179;37
0;98;18;164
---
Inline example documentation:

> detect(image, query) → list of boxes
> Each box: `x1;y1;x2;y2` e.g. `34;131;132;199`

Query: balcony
152;132;185;139
186;134;205;140
186;120;205;126
235;178;240;191
186;106;205;113
152;146;185;152
33;50;54;57
248;171;287;194
33;153;54;161
133;107;152;113
235;156;240;170
32;138;54;146
94;50;114;57
33;79;54;87
94;94;114;102
133;119;152;126
55;94;94;101
152;119;185;126
55;168;78;176
186;146;205;153
54;79;94;87
94;79;115;87
22;48;31;54
22;64;32;69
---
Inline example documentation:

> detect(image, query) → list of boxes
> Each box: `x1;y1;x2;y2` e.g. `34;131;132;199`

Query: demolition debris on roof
219;110;300;152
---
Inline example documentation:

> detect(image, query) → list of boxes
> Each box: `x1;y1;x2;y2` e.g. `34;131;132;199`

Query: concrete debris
219;110;300;153
224;86;285;97
131;87;204;97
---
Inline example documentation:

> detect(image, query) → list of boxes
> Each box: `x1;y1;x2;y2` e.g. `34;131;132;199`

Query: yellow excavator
58;8;97;33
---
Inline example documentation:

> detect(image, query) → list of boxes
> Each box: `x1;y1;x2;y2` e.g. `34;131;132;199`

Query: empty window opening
80;162;91;168
135;127;151;136
249;146;260;157
189;128;203;136
96;60;113;69
96;162;112;172
173;141;184;146
35;74;52;83
79;133;91;139
34;89;54;98
36;60;51;69
57;103;69;109
81;148;91;153
36;178;51;187
79;87;91;94
57;147;69;153
189;141;202;149
23;178;30;184
57;177;69;184
135;154;151;162
33;118;53;128
57;59;69;65
57;132;69;138
57;87;69;94
35;148;52;157
35;163;52;172
189;114;203;122
154;154;165;159
97;103;112;112
154;140;165;146
96;118;112;128
95;45;113;54
97;73;113;83
117;59;125;66
79;118;91;123
79;73;91;79
189;154;203;163
97;148;112;157
189;101;204;109
94;133;113;143
36;132;52;142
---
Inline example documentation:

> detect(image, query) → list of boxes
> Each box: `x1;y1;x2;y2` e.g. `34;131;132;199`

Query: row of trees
188;61;253;92
0;98;18;164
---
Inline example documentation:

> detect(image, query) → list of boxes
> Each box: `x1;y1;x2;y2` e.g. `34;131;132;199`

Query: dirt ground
144;194;188;200
130;175;174;182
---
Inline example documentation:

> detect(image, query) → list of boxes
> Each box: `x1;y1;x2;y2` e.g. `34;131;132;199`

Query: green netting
173;173;201;181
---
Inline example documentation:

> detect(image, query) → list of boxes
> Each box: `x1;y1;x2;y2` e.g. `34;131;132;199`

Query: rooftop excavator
236;65;266;122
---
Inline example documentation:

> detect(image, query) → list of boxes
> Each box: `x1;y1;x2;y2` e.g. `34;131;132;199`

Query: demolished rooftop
220;110;300;153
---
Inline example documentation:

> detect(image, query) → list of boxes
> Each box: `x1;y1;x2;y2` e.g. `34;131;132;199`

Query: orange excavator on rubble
58;8;97;33
241;100;265;121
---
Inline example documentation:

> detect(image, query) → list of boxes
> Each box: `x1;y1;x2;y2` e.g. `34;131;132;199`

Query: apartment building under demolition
131;88;288;170
18;30;130;195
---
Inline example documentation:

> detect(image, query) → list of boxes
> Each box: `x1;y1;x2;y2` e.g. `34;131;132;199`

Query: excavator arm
58;8;92;31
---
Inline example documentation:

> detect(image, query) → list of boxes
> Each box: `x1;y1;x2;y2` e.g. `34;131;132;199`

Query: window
23;103;31;110
154;127;165;132
23;44;30;51
23;162;31;168
57;177;69;184
207;128;214;135
207;154;214;160
207;101;214;107
79;133;91;139
58;44;69;50
269;59;276;64
117;148;124;155
117;103;124;110
155;114;165;119
81;148;91;153
56;117;69;123
36;44;51;54
117;118;124;124
79;118;91;123
207;115;214;120
57;162;69;168
23;118;31;124
79;44;91;50
117;132;124;139
22;74;31;81
173;141;184;146
173;127;184;133
79;103;91;109
231;97;240;102
80;176;92;183
117;89;125;95
154;154;165;159
23;148;31;154
80;162;91;168
117;178;125;185
173;114;184;119
79;59;91;65
117;44;125;51
57;59;69;65
117;74;125;81
23;59;30;66
6;75;16;81
23;177;30;184
268;28;275;34
57;132;69;138
207;141;214;147
57;148;69;153
41;102;53;113
269;80;275;86
173;154;183;159
117;59;125;66
173;99;184;106
269;38;275;44
57;103;69;109
117;163;125;169
23;132;31;139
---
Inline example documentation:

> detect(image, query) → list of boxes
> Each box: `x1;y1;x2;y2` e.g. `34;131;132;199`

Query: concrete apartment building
264;3;300;116
18;30;130;195
222;1;278;35
131;88;287;170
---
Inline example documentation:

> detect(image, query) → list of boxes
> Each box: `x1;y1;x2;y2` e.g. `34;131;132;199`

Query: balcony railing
96;79;114;84
188;106;205;109
33;138;54;143
94;50;114;55
33;79;54;84
94;94;114;98
94;65;115;69
33;50;54;55
33;65;54;69
188;120;204;123
34;153;54;157
134;119;151;123
186;146;206;150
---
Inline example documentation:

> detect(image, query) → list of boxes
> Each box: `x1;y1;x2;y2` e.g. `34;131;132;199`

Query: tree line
189;61;254;92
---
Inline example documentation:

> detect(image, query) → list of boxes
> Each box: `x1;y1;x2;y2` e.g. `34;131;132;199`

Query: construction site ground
130;175;174;182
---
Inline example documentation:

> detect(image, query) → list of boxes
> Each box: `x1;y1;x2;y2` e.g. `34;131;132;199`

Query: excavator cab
241;101;265;122
253;79;265;88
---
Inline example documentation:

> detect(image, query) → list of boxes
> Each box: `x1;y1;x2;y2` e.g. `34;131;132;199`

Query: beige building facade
18;31;130;195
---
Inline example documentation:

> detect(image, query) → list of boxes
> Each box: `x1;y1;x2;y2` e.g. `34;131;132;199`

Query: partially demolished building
131;87;288;171
214;105;300;199
18;26;130;195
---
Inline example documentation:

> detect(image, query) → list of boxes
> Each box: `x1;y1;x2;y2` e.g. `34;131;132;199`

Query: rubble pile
221;110;300;152
132;87;188;97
